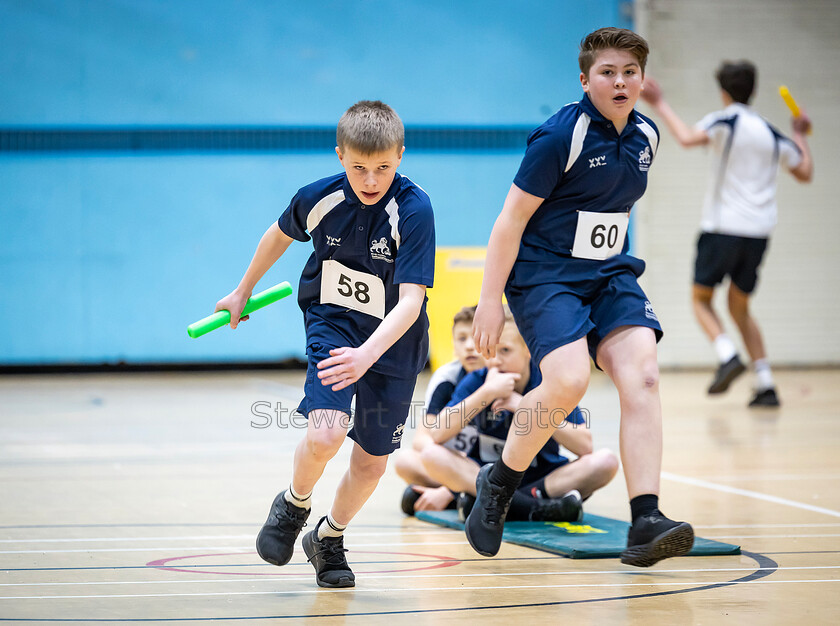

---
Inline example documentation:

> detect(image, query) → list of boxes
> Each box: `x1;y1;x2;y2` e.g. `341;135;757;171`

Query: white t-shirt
696;103;802;238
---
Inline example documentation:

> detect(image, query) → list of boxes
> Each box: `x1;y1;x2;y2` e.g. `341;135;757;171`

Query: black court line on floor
0;551;777;622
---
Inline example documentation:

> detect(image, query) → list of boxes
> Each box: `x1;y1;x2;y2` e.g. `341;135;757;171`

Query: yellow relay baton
779;85;811;134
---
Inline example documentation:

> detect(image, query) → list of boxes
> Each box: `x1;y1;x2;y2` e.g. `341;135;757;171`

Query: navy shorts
297;343;417;456
467;456;568;491
506;257;663;366
694;232;769;294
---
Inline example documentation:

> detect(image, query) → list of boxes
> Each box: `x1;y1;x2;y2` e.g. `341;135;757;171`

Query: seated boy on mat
394;305;486;515
420;310;618;522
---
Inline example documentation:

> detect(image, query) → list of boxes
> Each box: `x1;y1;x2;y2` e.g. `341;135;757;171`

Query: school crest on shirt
638;146;651;172
370;237;393;263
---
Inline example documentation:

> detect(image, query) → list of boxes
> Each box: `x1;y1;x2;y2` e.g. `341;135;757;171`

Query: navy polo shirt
446;362;586;478
513;94;660;263
278;171;435;377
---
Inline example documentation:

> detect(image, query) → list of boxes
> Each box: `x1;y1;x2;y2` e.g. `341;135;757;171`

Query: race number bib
571;211;629;260
443;425;478;455
478;433;536;467
320;260;386;319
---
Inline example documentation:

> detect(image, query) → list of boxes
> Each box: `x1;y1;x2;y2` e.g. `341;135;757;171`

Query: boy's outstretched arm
474;184;543;358
317;282;426;391
640;77;709;148
789;115;814;182
215;222;294;328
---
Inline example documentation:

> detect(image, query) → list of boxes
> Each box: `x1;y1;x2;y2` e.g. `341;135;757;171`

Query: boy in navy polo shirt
468;28;694;567
214;101;435;588
421;313;618;522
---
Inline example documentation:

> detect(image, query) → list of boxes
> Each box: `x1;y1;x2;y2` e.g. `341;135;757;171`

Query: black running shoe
620;511;694;568
464;464;516;557
255;491;310;566
529;489;584;522
302;520;355;588
456;492;476;522
749;387;780;408
401;485;421;516
707;356;746;394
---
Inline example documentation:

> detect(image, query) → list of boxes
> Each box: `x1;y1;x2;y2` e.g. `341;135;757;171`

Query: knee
592;448;620;483
352;455;388;483
419;442;447;473
305;426;345;460
392;451;414;482
541;368;590;406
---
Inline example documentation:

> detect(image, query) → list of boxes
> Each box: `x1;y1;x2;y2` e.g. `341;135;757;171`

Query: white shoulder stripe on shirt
383;197;401;250
636;119;659;157
306;190;345;234
565;113;591;172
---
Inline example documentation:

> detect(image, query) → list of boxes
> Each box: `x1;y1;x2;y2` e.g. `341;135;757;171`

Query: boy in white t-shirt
642;61;813;406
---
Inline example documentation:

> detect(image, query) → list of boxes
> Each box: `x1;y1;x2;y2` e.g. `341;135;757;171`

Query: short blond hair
336;100;404;155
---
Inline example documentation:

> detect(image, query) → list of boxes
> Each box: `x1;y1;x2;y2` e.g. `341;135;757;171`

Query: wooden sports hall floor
1;368;839;624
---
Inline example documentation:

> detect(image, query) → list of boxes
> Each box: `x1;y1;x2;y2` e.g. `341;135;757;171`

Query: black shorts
694;232;769;294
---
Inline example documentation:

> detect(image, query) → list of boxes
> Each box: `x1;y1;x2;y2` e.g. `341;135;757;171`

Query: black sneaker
749;387;780;408
255;491;310;566
708;355;746;394
464;463;516;557
456;492;476;522
401;485;421;516
302;520;355;588
529;489;584;522
620;511;694;568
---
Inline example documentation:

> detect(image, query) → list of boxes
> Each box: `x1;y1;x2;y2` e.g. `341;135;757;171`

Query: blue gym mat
415;510;740;559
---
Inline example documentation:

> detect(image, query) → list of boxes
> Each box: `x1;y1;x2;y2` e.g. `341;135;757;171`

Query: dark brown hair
579;27;649;76
715;61;756;104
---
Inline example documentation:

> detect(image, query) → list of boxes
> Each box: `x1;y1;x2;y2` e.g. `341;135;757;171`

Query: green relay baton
187;282;293;338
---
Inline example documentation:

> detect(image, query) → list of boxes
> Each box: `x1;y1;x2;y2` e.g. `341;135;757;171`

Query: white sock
284;485;311;510
753;359;774;391
713;334;737;363
317;513;346;540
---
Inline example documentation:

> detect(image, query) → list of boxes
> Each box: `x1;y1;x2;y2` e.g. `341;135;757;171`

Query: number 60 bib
320;260;386;319
571;210;630;260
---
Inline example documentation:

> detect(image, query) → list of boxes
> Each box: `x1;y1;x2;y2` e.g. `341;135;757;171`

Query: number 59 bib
320;260;386;319
571;211;630;260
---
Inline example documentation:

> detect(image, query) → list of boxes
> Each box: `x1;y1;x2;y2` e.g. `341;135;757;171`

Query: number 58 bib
320;260;386;319
571;211;630;260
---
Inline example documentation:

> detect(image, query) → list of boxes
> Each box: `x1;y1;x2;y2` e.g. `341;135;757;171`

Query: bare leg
501;337;591;472
543;448;619;500
291;409;350;496
727;283;766;362
393;448;441;487
330;442;389;526
596;326;662;499
692;284;724;342
421;443;481;494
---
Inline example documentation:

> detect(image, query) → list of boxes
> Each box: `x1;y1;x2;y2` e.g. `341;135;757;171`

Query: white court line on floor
703;534;840;539
3;578;840;600
0;541;471;555
2;565;838;588
662;471;840;519
695;523;840;529
0;530;455;544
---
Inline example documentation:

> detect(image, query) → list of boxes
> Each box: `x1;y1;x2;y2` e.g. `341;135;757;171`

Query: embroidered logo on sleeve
638;146;651;171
